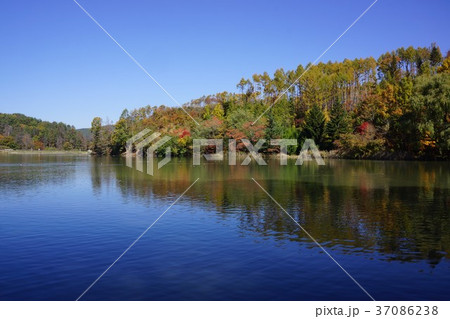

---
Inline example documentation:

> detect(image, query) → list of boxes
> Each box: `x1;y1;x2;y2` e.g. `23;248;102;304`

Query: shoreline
0;149;90;155
2;149;447;161
117;150;448;162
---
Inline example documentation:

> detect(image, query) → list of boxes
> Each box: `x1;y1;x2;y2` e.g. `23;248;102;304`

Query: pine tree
302;104;326;147
430;45;443;67
90;117;102;154
325;100;351;149
264;107;284;142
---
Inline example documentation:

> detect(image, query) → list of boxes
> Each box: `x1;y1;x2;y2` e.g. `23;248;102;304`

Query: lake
0;153;449;300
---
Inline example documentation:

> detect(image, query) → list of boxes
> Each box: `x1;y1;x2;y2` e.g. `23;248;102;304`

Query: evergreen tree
302;104;326;148
325;100;351;149
264;108;285;142
265;109;277;142
90;117;103;154
430;44;443;67
410;73;450;158
284;126;300;154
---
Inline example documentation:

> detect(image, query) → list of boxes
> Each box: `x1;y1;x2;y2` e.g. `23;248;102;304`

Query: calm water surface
0;154;449;300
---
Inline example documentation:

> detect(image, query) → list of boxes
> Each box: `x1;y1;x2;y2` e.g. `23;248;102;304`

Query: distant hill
77;125;114;141
77;128;92;140
0;113;86;150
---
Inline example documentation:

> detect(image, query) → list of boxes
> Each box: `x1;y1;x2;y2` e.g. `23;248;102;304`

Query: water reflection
90;157;449;267
0;153;79;192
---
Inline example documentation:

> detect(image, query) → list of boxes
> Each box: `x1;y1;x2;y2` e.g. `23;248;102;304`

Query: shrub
336;133;386;158
0;135;18;149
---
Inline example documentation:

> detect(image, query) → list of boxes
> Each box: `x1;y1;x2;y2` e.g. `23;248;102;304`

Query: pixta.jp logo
126;129;325;175
125;129;172;175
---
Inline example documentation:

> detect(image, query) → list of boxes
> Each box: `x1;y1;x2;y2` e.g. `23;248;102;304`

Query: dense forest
91;43;449;160
0;113;86;150
3;44;448;160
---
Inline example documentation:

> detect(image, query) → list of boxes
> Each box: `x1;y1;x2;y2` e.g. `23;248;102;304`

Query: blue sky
1;0;449;128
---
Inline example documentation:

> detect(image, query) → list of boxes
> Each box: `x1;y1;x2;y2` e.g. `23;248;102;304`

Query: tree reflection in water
91;157;449;268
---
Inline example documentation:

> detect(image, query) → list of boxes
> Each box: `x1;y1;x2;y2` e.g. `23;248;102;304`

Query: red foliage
204;117;223;130
32;140;45;150
357;121;371;135
226;121;265;150
179;129;190;138
172;128;191;139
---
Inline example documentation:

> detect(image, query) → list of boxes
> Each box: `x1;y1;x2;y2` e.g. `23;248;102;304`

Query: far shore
1;149;445;161
0;149;90;155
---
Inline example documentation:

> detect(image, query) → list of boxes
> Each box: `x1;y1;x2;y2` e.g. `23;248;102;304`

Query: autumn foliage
89;44;448;160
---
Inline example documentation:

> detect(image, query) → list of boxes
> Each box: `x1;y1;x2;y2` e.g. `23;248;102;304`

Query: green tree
264;101;291;143
284;126;300;154
0;113;85;150
410;73;450;158
325;100;351;149
430;44;443;68
90;117;103;154
302;104;326;148
63;141;73;151
111;118;130;155
0;135;18;149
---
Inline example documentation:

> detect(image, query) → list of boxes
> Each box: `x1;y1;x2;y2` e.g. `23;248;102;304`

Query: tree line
87;43;447;159
0;113;86;150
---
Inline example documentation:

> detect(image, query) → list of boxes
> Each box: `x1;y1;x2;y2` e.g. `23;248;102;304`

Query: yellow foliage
437;57;450;73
